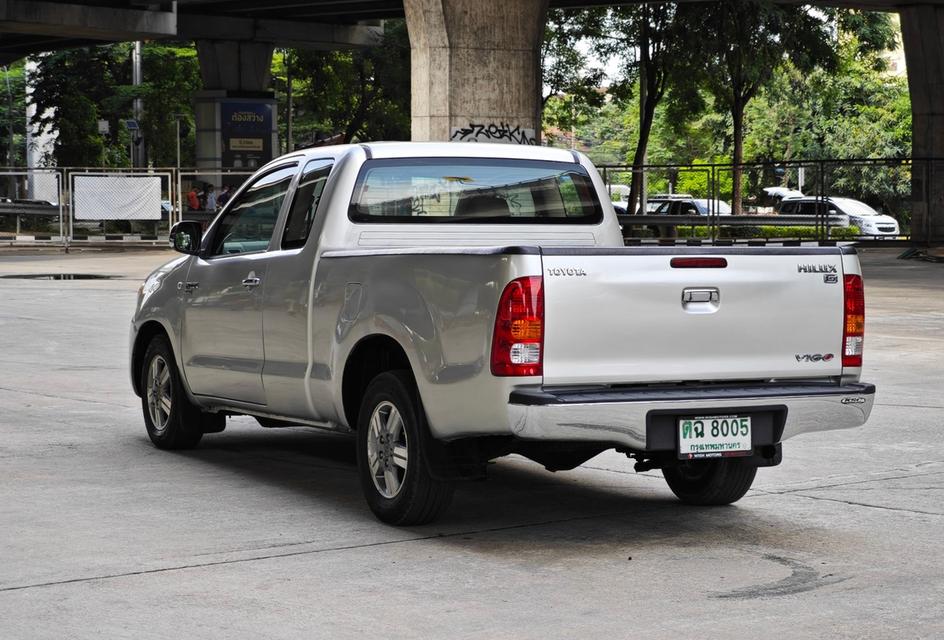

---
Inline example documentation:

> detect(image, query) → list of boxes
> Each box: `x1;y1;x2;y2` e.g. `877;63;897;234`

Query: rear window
349;158;603;224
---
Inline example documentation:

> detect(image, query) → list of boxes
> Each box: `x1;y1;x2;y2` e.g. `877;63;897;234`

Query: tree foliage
699;1;836;213
541;8;607;137
29;43;200;167
29;46;131;166
286;20;411;145
0;63;27;167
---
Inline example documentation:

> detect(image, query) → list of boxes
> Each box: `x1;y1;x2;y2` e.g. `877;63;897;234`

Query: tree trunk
626;8;652;230
628;99;656;215
731;99;745;216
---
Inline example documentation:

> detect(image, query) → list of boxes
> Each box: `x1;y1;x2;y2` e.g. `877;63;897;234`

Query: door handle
681;287;720;314
242;277;261;289
682;288;719;304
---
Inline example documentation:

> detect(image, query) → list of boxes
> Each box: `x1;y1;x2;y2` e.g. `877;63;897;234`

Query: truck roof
270;141;580;166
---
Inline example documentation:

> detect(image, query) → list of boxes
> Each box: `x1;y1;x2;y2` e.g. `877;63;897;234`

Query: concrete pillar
193;41;279;177
403;0;548;145
900;6;944;245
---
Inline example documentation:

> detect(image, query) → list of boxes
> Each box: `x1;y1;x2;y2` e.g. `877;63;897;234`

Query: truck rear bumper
507;382;875;451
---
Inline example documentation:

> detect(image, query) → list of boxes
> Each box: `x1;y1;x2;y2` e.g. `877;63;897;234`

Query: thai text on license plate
678;415;752;459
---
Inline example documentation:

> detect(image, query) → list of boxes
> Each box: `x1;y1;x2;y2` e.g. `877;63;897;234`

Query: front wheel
140;335;222;449
662;458;757;505
356;371;454;525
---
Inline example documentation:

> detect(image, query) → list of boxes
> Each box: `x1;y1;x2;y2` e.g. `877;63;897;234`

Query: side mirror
170;221;202;255
828;208;838;215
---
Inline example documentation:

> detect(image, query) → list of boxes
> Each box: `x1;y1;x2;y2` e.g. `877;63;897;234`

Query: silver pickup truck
130;142;875;525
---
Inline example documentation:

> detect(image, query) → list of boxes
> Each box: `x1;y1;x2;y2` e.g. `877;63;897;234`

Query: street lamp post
173;113;186;226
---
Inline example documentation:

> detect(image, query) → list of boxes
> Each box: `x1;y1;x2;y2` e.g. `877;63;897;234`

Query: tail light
843;274;865;367
491;276;543;376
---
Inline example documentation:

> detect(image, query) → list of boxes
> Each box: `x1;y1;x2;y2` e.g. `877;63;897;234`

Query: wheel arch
131;320;175;397
340;334;413;429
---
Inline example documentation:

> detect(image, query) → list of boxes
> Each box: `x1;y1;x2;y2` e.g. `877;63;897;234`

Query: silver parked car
130;142;875;525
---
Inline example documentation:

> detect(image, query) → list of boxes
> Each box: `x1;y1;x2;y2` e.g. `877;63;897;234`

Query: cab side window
282;159;333;249
209;164;297;256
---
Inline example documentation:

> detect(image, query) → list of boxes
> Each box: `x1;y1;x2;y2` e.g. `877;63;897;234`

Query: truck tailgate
541;248;846;386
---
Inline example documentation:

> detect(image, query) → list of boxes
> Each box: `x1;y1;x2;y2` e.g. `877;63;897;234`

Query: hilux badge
798;264;838;273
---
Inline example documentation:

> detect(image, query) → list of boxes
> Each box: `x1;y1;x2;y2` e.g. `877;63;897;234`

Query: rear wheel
662;458;757;505
140;335;222;449
356;371;454;525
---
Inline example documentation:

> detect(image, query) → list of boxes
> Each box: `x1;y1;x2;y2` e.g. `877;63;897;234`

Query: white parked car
778;197;900;237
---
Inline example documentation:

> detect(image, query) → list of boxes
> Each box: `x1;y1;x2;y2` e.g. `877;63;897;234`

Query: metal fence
599;157;934;244
1;158;938;245
0;166;257;246
0;169;64;240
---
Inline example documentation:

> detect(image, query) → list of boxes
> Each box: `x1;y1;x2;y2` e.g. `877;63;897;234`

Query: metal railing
599;157;933;244
0;157;938;246
0;166;256;246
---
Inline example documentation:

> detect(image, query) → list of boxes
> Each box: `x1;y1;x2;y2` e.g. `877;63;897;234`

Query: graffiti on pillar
450;122;537;145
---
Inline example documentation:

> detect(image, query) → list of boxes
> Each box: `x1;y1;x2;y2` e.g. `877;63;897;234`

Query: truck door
180;163;298;405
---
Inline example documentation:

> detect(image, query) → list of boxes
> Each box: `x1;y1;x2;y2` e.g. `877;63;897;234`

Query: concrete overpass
1;0;942;243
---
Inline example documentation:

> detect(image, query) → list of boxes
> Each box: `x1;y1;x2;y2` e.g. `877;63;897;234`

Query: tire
356;370;454;525
662;458;757;505
140;334;215;449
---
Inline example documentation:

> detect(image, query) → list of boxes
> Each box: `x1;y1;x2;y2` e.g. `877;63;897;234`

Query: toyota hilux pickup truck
130;142;874;525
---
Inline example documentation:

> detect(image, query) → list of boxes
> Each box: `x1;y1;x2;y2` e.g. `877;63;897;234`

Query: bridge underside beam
0;0;176;41
901;5;944;245
178;15;382;51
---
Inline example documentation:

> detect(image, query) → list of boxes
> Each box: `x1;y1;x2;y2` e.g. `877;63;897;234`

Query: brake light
670;257;728;268
843;274;865;367
491;276;543;376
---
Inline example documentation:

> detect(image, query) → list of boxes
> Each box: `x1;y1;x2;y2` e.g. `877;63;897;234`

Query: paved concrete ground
0;247;941;639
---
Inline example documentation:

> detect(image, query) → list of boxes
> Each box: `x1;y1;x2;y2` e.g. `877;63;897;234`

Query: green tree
289;20;411;144
29;45;133;167
700;1;835;214
138;44;201;167
541;8;607;139
744;38;910;219
1;63;26;168
598;4;704;216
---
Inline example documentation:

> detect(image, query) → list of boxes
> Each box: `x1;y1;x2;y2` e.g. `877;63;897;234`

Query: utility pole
285;49;293;152
4;65;16;203
132;41;143;167
173;113;186;226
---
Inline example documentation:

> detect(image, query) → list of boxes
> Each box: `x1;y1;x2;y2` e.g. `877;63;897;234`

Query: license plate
678;415;752;459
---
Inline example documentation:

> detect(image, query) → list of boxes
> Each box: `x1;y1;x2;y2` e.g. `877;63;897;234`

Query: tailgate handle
682;288;719;304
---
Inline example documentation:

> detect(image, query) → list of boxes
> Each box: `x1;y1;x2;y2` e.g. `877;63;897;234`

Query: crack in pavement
874;402;944;410
0;385;133;409
760;469;944;495
771;492;944;517
0;509;629;594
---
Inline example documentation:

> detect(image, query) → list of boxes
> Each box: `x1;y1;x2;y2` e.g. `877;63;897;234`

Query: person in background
205;185;217;211
187;185;200;211
217;185;232;208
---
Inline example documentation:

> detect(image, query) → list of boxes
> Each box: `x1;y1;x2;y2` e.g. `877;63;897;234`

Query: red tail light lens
491;276;543;376
670;257;728;269
843;274;865;367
